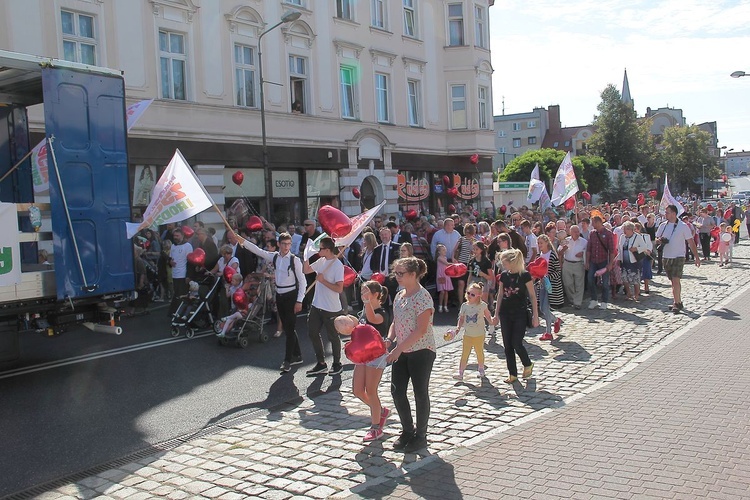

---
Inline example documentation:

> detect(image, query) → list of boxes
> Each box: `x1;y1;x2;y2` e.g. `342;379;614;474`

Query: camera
660;237;669;245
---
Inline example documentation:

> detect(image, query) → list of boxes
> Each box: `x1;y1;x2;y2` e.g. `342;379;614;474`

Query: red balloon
621;200;629;209
232;288;250;310
707;204;714;212
723;208;732;220
528;257;548;279
318;205;352;238
181;225;194;239
352;187;361;199
444;263;468;278
649;190;658;198
499;204;507;215
448;187;458;198
473;210;479;217
232;171;244;186
443;175;451;186
343;266;357;287
143;240;150;249
405;209;418;221
223;265;236;284
245;215;263;232
470;154;479;164
370;272;386;285
344;324;386;364
187;247;206;267
448;204;456;213
564;197;575;210
581;191;591;201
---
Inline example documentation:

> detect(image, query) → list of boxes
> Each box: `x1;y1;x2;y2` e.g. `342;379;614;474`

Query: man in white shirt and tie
559;225;588;309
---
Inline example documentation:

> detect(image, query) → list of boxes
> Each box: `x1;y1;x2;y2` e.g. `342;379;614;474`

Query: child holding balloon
718;223;733;267
335;280;391;442
435;244;453;313
452;283;492;380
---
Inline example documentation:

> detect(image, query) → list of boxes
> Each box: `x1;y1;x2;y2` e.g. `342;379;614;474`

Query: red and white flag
334;201;387;249
550;152;579;206
125;149;212;238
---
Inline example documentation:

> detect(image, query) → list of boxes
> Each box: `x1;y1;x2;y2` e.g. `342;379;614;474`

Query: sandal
504;375;518;384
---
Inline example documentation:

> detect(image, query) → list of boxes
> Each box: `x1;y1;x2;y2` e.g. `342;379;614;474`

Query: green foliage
576;155;609;194
498;148;606;195
658;126;718;193
631;167;650;196
588;84;641;172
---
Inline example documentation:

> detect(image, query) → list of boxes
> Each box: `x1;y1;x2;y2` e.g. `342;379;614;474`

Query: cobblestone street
26;242;750;500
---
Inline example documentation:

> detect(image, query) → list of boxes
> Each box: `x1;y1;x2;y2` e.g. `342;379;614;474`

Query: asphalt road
729;175;750;197
0;302;455;497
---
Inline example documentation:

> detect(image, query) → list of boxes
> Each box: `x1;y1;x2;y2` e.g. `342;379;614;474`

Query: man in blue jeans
585;215;616;310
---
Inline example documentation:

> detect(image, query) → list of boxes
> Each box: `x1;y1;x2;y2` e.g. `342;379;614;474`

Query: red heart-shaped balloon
473;210;479;217
223;265;236;284
344;324;386;364
443;175;451;186
352;187;361;199
582;191;591;201
232;288;250;310
181;225;194;239
724;208;732;220
564;197;575;210
318;205;352;238
187;247;206;267
499;204;507;214
245;215;263;232
470;154;479;164
444;263;468;278
232;171;244;186
343;266;357;287
405;209;418;221
370;272;386;285
528;257;548;279
621;200;629;209
649;190;658;198
448;187;458;198
707;204;713;212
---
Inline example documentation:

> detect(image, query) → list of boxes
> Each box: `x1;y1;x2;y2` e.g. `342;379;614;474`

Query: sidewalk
350;280;750;499
21;242;750;500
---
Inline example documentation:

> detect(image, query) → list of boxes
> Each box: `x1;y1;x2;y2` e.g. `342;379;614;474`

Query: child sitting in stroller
217;273;253;337
174;280;201;321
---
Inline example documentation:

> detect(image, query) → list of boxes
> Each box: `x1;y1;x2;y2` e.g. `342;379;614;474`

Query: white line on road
0;331;215;380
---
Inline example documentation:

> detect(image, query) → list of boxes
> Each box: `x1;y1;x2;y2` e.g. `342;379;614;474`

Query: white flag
333;201;386;249
550;152;579;206
31;99;153;193
527;164;545;203
659;174;684;216
125;149;213;238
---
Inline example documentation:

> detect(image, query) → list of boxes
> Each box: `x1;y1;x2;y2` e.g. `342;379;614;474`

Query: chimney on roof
549;105;561;133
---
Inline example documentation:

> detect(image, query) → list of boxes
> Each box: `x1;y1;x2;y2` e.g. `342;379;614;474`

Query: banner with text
0;203;22;286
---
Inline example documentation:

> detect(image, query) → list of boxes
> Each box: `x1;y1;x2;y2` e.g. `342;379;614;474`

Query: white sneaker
588;300;598;310
599;302;609;310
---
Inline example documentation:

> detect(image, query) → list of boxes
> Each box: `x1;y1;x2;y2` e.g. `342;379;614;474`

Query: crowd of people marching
131;196;747;452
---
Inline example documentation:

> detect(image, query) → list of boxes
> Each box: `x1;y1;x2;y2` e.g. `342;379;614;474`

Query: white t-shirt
170;242;193;279
524;232;538;262
310;257;345;312
657;220;694;259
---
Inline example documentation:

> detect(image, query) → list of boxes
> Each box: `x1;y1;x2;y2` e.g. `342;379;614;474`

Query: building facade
492;107;548;172
0;0;496;229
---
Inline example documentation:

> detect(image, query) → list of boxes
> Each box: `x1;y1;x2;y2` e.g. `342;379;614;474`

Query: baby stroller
171;272;223;338
214;273;272;348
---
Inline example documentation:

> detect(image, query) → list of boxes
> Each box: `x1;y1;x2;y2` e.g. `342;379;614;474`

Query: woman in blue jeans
386;257;436;453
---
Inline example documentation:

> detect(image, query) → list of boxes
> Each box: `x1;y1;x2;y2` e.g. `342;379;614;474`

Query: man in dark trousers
370;227;400;305
299;219;321;310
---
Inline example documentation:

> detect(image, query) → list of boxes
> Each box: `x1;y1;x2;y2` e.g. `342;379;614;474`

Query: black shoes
328;362;343;376
403;434;428;453
280;361;291;373
290;356;303;366
668;302;684;313
392;430;415;451
306;363;328;376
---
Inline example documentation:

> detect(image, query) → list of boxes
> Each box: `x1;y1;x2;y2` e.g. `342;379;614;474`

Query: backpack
273;253;299;289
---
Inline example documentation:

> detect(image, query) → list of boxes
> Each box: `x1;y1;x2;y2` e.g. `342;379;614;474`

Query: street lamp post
258;10;302;219
701;164;706;200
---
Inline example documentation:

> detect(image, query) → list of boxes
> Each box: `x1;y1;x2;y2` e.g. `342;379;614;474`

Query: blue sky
489;0;750;153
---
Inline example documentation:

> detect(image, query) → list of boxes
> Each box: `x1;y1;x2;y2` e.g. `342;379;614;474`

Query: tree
658;126;718;195
576;155;609;195
499;148;600;193
631;167;649;196
588;84;641;172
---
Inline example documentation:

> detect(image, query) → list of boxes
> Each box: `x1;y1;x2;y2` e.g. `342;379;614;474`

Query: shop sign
272;170;300;197
397;172;429;201
452;173;480;200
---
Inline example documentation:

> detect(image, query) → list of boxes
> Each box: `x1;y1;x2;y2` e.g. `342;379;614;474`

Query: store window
306;170;340;219
397;171;430;216
223;168;265;223
431;172;480;217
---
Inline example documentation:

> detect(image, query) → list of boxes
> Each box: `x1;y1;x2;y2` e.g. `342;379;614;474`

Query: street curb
341;279;750;498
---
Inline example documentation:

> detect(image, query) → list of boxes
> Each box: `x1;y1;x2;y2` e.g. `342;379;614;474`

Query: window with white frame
474;5;487;48
478;86;488;129
375;73;390;123
528;136;537;145
497;129;506;137
159;30;187;100
513;138;521;148
512;122;520;131
337;0;354;20
498;146;506;153
371;0;386;29
403;0;416;37
407;79;421;126
286;0;303;6
61;10;97;65
234;44;256;108
528;120;536;128
289;55;308;114
447;4;464;46
340;66;357;119
450;84;467;129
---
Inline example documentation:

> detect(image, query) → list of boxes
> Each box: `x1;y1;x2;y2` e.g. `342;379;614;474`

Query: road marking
0;331;214;380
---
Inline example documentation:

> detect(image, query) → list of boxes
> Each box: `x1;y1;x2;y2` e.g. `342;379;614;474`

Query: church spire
622;68;633;108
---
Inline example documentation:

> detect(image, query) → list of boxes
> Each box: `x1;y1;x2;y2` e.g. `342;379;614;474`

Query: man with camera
656;204;700;313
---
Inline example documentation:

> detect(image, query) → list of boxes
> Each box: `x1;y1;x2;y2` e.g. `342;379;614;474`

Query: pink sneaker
379;407;390;429
363;426;383;442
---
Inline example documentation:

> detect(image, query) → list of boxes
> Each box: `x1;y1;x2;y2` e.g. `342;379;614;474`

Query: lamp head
281;11;302;23
730;71;747;78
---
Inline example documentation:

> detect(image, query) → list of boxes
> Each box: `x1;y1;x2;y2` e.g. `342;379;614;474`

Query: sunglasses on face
468;292;479;297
